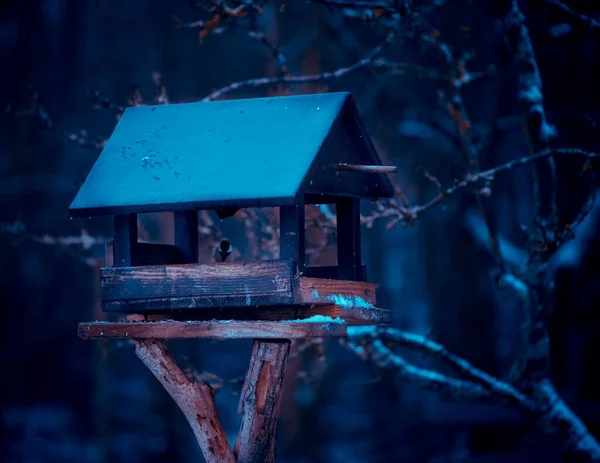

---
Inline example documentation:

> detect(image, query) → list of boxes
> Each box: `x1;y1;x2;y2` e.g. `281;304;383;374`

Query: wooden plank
113;214;137;267
336;198;362;280
107;303;391;325
106;240;182;266
101;260;294;301
235;340;290;463
174;210;198;264
78;320;347;339
280;204;305;272
103;277;377;308
294;277;376;305
102;293;295;312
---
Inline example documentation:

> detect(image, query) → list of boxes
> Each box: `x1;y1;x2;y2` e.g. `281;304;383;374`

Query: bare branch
202;30;396;101
134;340;235;463
347;337;496;402
348;326;533;409
503;0;556;145
534;379;600;460
542;0;600;32
364;148;597;228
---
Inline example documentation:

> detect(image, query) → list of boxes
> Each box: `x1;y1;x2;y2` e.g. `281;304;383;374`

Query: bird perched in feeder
214;239;233;262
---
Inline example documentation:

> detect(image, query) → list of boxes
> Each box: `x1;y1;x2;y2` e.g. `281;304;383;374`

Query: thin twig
367;148;597;227
202;30;396;101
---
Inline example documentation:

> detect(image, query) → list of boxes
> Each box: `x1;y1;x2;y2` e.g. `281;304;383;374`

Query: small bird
214;239;233;262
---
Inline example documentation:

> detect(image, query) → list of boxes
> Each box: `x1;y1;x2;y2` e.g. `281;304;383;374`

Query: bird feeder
73;92;393;462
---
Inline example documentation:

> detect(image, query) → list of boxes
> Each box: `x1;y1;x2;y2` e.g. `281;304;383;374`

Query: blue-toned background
2;1;600;462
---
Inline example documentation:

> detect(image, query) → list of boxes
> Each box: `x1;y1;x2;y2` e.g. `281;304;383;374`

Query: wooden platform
78;319;347;339
100;260;379;313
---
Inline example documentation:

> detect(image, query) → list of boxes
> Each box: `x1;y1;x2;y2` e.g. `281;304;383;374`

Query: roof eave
69;195;299;218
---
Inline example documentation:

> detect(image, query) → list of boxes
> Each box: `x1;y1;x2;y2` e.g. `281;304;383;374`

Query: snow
283;315;345;324
311;289;375;309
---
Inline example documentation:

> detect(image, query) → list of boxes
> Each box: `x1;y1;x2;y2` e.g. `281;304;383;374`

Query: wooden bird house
72;92;393;326
74;93;393;462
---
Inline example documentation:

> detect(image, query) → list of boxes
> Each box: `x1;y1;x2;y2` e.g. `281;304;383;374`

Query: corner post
113;214;137;267
280;203;305;272
174;210;199;264
336;197;362;280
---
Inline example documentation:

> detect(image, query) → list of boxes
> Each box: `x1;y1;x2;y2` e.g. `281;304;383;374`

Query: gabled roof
69;92;393;217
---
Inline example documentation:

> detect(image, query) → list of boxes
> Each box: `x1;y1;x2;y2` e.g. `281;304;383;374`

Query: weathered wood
134;340;235;463
174;210;199;264
110;304;391;325
102;293;295;312
295;277;376;305
280;204;305;272
101;260;294;301
113;214;137;267
102;275;378;315
336;198;362;281
235;340;291;463
303;264;367;280
106;240;182;266
78;320;347;339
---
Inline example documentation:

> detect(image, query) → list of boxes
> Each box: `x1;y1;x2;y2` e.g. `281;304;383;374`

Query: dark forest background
2;0;600;462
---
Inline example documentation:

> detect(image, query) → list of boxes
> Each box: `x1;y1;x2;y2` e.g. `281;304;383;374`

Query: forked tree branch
346;327;600;460
134;340;235;463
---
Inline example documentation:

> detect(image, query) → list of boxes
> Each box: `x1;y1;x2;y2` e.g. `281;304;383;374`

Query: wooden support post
113;214;137;267
336;198;362;281
134;340;235;463
235;339;291;463
174;210;199;264
280;204;305;272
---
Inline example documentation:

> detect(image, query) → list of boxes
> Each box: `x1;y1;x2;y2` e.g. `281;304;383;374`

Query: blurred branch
363;148;598;228
502;0;558;230
0;221;106;266
541;0;600;31
348;326;532;409
502;0;556;146
463;209;529;273
345;336;497;402
344;326;600;460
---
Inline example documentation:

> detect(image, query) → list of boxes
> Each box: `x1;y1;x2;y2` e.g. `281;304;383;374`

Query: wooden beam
106;304;391;326
336;198;362;280
113;214;137;267
280;204;305;272
78;320;347;339
101;274;379;315
235;340;290;463
134;340;235;463
336;163;398;173
174;210;199;264
101;260;294;301
106;240;182;266
102;294;295;312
